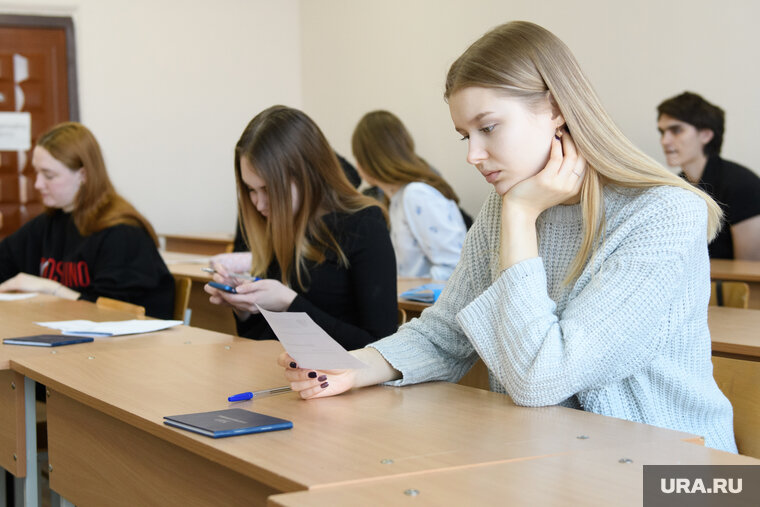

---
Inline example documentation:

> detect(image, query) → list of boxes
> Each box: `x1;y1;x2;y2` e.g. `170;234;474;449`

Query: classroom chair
397;307;407;326
458;359;490;391
95;297;146;318
710;281;750;309
173;276;192;325
712;356;760;458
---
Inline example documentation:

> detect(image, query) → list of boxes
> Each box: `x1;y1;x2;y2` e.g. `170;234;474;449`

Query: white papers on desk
259;307;368;370
0;293;37;301
35;319;183;337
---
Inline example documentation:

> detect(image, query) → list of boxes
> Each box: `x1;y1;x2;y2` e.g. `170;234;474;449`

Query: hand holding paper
258;306;367;370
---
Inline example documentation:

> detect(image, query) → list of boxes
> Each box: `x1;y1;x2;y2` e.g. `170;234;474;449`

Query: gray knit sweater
371;184;737;452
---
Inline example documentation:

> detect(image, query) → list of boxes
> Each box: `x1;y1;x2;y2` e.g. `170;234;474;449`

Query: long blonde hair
37;122;159;244
235;105;383;289
352;110;459;202
445;21;722;281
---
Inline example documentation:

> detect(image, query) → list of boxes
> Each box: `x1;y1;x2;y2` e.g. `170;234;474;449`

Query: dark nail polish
554;135;561;141
289;362;297;368
317;375;327;382
308;371;317;379
320;382;329;389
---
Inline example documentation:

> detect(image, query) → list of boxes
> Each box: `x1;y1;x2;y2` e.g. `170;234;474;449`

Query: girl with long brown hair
205;105;398;350
0;122;174;318
352;110;467;280
278;22;736;453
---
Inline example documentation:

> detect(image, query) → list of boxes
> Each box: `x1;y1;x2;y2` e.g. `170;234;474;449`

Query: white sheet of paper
258;307;368;369
0;293;37;301
0;112;32;150
35;319;183;337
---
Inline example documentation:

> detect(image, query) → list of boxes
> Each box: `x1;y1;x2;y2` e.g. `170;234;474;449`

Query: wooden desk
162;252;238;335
163;270;441;337
10;340;701;507
711;259;760;309
0;295;237;505
268;440;759;506
161;233;234;255
709;306;760;361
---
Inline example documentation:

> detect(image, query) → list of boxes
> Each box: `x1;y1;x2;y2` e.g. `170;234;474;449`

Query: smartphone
208;281;237;294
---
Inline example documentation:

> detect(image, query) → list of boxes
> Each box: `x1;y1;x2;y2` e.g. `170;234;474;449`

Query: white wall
3;0;757;231
2;0;302;235
301;0;760;218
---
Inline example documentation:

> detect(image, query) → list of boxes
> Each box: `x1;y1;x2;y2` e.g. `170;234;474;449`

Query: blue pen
228;386;292;402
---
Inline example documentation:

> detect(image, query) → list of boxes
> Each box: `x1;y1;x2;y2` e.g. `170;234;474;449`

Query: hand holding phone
208;281;237;294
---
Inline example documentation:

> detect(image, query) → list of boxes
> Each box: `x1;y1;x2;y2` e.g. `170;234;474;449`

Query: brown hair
657;91;725;156
351;110;459;202
36;122;158;244
235;105;384;289
445;21;722;282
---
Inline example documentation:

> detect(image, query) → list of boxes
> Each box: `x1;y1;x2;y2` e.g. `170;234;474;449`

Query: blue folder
400;283;445;303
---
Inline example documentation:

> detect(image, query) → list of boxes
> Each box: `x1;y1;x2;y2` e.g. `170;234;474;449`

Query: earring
555;126;564;139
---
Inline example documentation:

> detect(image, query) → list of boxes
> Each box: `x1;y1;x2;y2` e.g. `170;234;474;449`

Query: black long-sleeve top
236;205;398;350
0;210;175;319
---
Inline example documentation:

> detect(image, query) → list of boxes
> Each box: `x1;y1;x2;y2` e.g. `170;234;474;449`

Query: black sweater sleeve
78;225;175;319
0;215;44;283
235;206;398;349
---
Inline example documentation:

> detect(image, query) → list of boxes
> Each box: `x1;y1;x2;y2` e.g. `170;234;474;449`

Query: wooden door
0;17;77;239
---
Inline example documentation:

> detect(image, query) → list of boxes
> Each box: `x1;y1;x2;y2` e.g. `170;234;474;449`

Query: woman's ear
548;93;565;127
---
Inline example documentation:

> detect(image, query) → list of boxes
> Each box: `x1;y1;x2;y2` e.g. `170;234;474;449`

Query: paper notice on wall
0;112;32;150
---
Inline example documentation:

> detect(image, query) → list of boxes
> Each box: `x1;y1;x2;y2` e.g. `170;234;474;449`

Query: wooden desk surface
0;295;237;370
164;260;213;283
709;306;760;360
268;440;759;506
10;340;700;505
0;295;238;478
161;233;234;255
711;259;760;283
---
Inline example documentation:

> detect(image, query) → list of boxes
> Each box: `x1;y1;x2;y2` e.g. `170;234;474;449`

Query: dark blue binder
163;408;292;438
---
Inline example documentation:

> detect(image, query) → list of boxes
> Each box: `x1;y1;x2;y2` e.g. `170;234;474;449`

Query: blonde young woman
205;105;398;350
0;122;175;318
352;110;467;280
277;22;737;452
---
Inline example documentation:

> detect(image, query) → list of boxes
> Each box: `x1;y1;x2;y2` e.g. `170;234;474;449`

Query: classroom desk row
710;258;760;309
161;250;442;335
163;251;760;337
2;295;759;506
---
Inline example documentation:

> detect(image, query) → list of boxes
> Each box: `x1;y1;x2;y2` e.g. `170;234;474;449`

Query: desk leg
49;492;74;507
22;377;37;507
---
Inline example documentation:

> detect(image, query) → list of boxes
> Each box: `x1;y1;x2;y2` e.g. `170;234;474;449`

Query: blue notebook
163;408;292;438
3;334;94;347
400;283;446;303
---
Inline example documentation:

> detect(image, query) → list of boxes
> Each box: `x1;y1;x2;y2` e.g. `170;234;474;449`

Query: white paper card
35;319;183;337
0;293;37;301
0;112;32;150
258;306;368;369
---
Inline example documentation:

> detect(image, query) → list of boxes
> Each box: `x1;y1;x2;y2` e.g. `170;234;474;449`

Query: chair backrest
710;281;750;309
173;276;192;325
712;356;760;458
95;297;146;318
397;307;407;326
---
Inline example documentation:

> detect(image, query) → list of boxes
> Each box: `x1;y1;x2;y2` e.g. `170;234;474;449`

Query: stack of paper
35;319;183;337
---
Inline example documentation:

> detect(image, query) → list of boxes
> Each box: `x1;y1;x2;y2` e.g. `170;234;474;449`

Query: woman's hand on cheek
503;132;586;218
